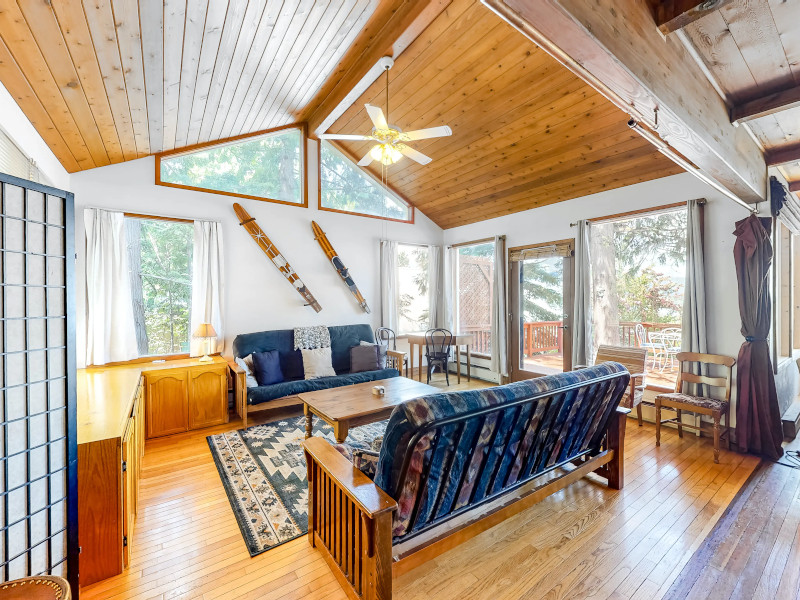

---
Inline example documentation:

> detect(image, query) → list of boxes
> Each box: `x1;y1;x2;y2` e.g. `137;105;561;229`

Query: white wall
0;82;71;190
443;172;757;414
70;141;443;367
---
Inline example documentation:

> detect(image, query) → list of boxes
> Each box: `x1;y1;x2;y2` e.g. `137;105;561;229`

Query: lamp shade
193;323;217;339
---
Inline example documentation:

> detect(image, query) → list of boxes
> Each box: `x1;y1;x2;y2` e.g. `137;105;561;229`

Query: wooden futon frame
303;373;629;600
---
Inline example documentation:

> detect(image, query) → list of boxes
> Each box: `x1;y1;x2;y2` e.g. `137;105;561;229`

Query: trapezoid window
320;141;412;222
157;126;305;206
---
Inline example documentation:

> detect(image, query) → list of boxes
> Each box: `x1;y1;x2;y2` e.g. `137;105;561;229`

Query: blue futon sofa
229;324;399;426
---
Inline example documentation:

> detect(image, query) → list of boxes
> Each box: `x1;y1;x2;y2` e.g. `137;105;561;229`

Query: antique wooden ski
311;220;370;313
233;203;322;312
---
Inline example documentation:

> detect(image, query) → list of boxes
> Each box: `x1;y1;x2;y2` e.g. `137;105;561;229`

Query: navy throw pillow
252;350;284;386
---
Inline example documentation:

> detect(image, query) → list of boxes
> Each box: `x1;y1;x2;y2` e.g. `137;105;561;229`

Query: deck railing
461;321;681;358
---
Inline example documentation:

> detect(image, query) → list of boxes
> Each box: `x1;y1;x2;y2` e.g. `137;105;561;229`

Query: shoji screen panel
0;173;77;590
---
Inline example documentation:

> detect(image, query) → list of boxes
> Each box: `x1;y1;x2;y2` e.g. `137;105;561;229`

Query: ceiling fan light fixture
370;143;403;165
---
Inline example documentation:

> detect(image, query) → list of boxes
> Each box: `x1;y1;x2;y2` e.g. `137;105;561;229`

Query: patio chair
655;351;735;463
374;327;408;376
425;328;453;385
660;328;682;371
635;323;664;370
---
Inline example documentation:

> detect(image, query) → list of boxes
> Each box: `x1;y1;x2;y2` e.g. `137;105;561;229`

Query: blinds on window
508;239;574;261
0;128;41;183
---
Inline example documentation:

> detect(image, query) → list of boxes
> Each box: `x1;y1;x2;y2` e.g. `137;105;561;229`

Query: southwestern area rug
207;415;386;556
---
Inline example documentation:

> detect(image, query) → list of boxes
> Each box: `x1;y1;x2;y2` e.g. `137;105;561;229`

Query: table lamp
193;323;217;362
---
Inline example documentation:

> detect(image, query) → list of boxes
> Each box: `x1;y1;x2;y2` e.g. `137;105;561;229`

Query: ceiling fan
320;60;452;167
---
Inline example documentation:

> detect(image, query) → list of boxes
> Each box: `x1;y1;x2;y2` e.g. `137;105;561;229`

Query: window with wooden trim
455;242;495;356
590;206;687;386
320;141;412;222
156;126;305;206
125;216;193;356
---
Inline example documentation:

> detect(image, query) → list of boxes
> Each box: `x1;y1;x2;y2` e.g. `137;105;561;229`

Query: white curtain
428;245;443;329
442;246;458;331
84;208;138;365
490;235;508;377
190;221;225;357
573;220;592;366
380;240;398;332
682;199;708;392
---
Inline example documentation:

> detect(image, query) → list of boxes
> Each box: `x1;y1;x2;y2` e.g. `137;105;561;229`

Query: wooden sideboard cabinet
144;360;228;438
78;356;229;587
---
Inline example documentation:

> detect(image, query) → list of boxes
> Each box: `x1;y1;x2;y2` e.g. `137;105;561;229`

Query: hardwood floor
81;374;761;600
665;436;800;600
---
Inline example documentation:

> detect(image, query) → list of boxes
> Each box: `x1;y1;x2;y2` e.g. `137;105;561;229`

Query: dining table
404;332;474;383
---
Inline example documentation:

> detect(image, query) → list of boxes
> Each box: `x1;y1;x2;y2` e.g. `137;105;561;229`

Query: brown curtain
733;215;783;460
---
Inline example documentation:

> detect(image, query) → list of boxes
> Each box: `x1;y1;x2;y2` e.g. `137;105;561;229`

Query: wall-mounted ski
233;203;322;312
311;220;370;313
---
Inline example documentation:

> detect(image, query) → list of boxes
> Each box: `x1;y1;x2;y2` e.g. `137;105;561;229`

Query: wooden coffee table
299;377;438;443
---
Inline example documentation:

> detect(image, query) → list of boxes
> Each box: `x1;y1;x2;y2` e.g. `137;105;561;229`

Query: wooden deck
525;352;680;388
81;373;762;600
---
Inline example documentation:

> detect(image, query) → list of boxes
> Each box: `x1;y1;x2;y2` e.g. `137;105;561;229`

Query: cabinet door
121;418;134;568
188;367;227;430
145;370;188;438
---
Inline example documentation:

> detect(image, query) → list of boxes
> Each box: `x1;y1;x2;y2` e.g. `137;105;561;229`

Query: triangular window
157;126;305;206
320;141;412;222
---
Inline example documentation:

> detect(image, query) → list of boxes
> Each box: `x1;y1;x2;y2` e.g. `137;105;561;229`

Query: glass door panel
509;247;573;381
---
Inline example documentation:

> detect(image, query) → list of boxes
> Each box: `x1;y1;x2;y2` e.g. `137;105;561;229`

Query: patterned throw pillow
235;355;258;388
301;347;336;379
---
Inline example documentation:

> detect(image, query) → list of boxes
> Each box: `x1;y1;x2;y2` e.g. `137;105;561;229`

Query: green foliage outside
128;219;193;356
160;129;302;203
617;267;682;323
521;257;563;322
320;142;410;220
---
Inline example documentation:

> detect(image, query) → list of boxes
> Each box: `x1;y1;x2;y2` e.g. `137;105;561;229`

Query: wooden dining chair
654;351;735;463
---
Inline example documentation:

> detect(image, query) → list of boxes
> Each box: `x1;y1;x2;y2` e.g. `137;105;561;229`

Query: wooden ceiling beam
651;0;734;35
730;85;800;125
482;0;767;203
767;144;800;167
789;181;800;193
302;0;452;138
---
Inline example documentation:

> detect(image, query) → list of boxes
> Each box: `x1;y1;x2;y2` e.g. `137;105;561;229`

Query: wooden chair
374;327;408;376
425;328;453;385
654;351;735;463
576;344;648;425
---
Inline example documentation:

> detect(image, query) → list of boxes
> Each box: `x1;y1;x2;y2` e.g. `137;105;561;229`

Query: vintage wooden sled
311;221;370;313
233;203;322;312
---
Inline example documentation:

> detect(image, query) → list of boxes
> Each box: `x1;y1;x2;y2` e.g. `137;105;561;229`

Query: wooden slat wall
329;0;681;228
0;0;387;173
683;0;800;196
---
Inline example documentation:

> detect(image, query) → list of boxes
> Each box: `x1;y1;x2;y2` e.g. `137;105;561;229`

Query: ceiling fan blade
365;104;389;130
397;144;432;165
399;125;453;141
357;150;374;166
319;133;372;141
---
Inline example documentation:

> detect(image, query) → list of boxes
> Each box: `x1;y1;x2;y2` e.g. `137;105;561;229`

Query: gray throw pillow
360;341;387;369
351;344;380;373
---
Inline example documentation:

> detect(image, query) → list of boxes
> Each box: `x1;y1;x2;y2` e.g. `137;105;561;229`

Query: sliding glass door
509;240;574;381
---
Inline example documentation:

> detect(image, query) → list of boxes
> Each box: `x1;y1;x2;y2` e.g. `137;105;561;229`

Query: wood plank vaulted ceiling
0;0;681;229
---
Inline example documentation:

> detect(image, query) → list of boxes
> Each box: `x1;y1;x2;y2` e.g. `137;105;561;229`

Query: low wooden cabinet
144;359;228;438
78;356;229;587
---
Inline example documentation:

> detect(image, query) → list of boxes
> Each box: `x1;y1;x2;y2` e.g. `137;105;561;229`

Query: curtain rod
568;200;700;227
627;118;758;215
448;235;503;249
85;205;202;223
